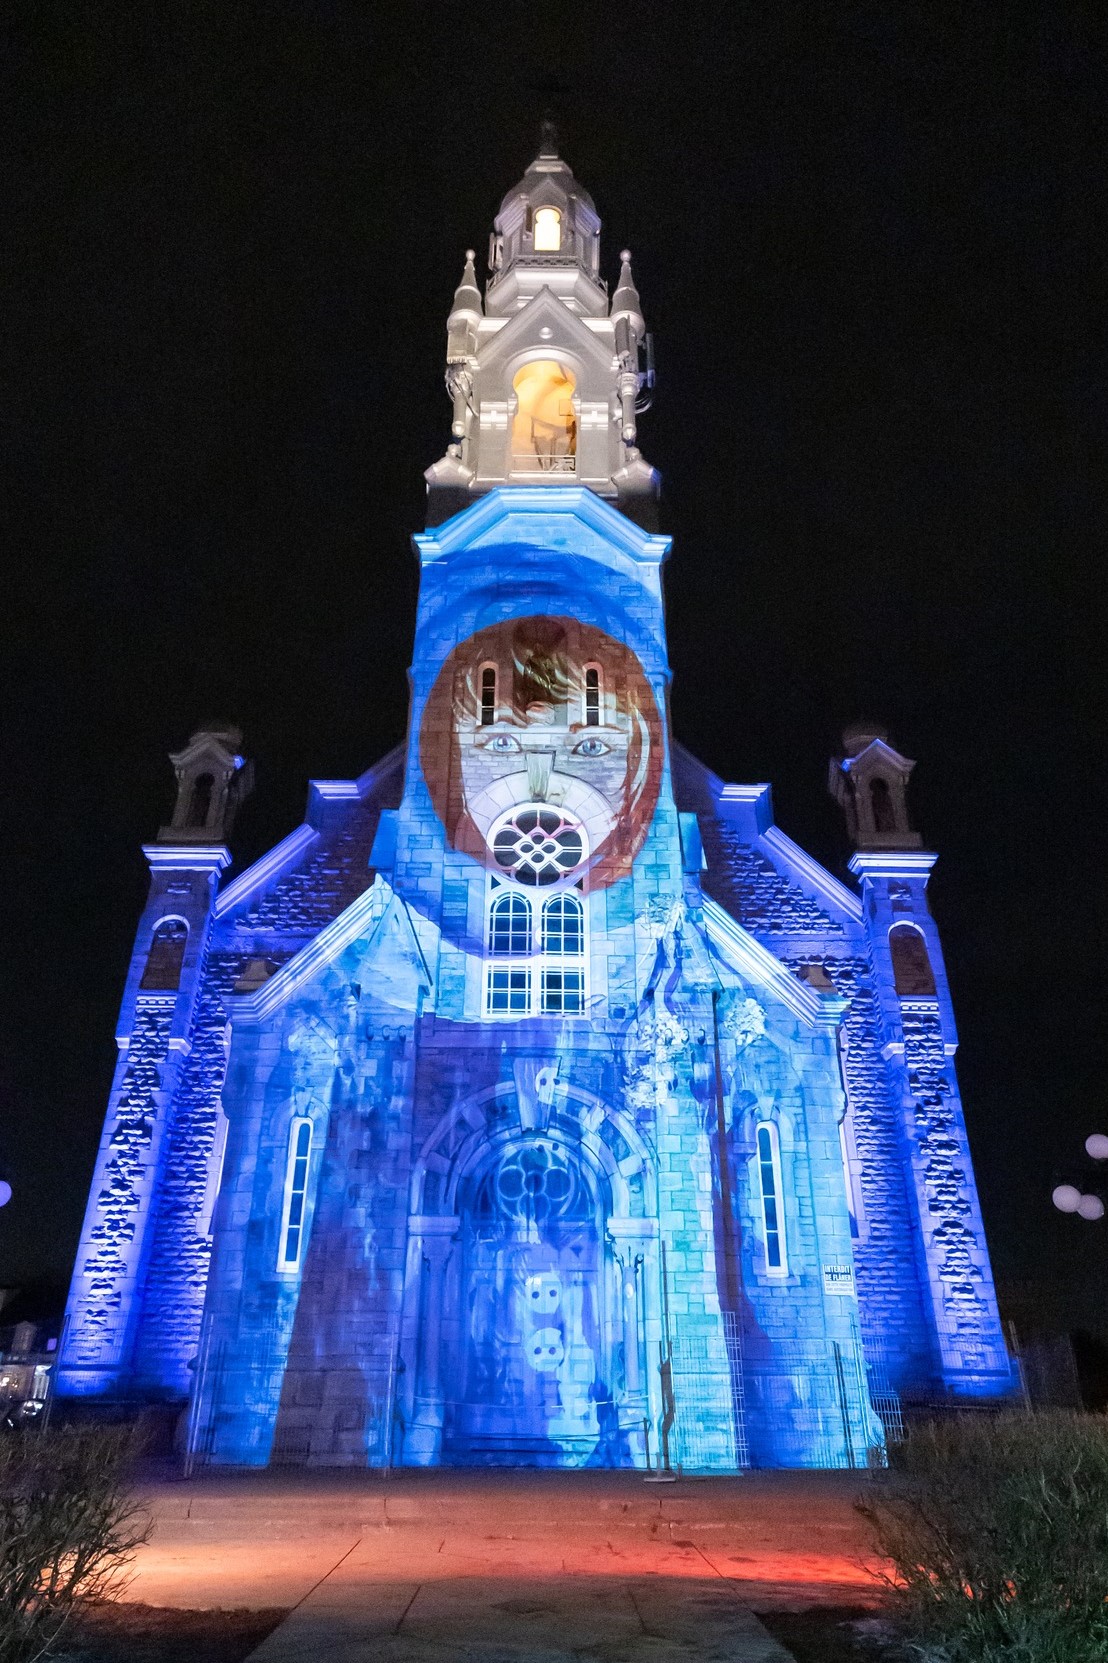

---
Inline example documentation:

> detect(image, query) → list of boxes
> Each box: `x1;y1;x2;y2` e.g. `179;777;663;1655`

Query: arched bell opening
510;360;577;474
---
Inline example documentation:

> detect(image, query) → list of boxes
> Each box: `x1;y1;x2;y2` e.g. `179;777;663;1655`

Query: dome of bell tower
486;127;606;318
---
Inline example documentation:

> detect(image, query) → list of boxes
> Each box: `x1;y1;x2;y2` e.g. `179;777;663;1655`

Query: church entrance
447;1132;621;1466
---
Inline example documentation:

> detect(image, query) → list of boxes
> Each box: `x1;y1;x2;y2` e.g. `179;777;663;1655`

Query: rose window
494;1141;577;1226
489;804;585;886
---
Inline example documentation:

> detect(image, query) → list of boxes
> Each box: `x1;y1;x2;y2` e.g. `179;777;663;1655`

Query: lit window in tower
756;1123;787;1275
278;1118;313;1272
511;361;577;473
532;207;561;251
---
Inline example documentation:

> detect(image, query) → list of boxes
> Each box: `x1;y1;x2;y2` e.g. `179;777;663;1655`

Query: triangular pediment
478;287;614;378
227;875;435;1025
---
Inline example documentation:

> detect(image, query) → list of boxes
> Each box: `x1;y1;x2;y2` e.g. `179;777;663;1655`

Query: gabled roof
413;485;671;569
477;287;613;376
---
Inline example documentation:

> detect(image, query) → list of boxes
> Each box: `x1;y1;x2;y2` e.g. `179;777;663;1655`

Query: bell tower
425;130;658;527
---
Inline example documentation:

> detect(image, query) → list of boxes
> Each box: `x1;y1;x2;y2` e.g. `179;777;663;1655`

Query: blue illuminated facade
58;141;1014;1467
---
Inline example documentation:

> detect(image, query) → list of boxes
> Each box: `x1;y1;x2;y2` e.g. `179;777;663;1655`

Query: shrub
0;1424;149;1662
858;1411;1108;1662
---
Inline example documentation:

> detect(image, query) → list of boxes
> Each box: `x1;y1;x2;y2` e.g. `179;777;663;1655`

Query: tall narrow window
532;206;561;251
756;1123;787;1275
278;1118;313;1272
140;918;188;991
583;665;601;727
489;890;532;955
542;892;583;955
480;664;497;726
188;773;214;828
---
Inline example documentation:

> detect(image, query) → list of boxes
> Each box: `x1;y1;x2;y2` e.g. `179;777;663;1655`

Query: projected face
420;616;663;892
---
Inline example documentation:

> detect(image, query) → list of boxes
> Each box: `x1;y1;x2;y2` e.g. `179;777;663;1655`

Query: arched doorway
451;1129;611;1465
403;1086;655;1469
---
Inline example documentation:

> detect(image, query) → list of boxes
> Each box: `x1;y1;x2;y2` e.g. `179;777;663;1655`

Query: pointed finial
539;117;559;158
449;247;483;323
611;248;643;326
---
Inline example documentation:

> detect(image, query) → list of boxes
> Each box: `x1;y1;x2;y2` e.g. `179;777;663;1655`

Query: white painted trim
213;825;318;918
228;879;392;1023
701;899;823;1026
761;826;865;924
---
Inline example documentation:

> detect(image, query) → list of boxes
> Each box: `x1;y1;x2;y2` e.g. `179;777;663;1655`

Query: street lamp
1052;1135;1108;1221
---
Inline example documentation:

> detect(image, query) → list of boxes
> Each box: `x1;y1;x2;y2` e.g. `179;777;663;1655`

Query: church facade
58;142;1013;1469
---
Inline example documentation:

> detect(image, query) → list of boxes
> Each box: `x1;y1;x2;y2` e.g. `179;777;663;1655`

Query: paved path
125;1469;883;1661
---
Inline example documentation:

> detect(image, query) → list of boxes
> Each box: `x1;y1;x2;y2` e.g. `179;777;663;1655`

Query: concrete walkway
126;1468;883;1662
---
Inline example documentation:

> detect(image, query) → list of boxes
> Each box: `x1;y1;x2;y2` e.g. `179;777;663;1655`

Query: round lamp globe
0;1180;11;1208
1086;1134;1108;1161
1052;1184;1082;1214
1078;1194;1106;1221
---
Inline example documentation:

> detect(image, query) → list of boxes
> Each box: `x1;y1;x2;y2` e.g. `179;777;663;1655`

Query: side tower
830;726;1010;1393
58;728;250;1397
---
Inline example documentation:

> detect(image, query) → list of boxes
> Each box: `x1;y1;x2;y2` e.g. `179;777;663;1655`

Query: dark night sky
4;6;1104;1332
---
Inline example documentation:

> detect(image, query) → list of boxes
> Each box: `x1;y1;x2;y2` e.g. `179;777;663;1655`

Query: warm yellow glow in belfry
512;361;577;471
533;207;561;251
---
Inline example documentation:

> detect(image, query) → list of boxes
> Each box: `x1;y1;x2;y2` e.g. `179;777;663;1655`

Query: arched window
532;206;562;251
278;1118;313;1273
479;663;497;726
511;361;577;473
542;892;583;955
756;1122;787;1275
870;776;896;834
583;665;601;727
140;918;188;991
188;772;214;828
889;925;936;998
488;889;532;955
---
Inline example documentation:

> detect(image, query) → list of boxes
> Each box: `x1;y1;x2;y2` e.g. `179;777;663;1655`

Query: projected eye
573;737;610;757
485;734;522;753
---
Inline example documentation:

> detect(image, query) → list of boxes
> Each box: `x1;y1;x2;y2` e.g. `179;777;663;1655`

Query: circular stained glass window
488;803;586;886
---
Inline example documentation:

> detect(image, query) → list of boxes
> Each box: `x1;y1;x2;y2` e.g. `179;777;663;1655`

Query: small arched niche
889;924;936;998
511;360;577;473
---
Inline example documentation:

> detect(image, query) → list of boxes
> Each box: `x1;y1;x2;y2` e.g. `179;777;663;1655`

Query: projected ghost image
419;616;664;895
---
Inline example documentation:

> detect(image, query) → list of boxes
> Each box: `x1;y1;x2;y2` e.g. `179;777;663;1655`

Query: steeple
425;142;658;529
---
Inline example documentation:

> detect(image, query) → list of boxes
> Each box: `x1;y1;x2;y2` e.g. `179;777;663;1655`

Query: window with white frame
484;880;587;1017
278;1117;313;1272
755;1122;787;1275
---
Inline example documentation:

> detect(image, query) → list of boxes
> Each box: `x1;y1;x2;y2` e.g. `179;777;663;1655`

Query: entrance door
448;1133;616;1466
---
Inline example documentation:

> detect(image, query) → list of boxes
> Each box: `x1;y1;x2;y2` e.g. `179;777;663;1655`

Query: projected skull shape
420;616;663;893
